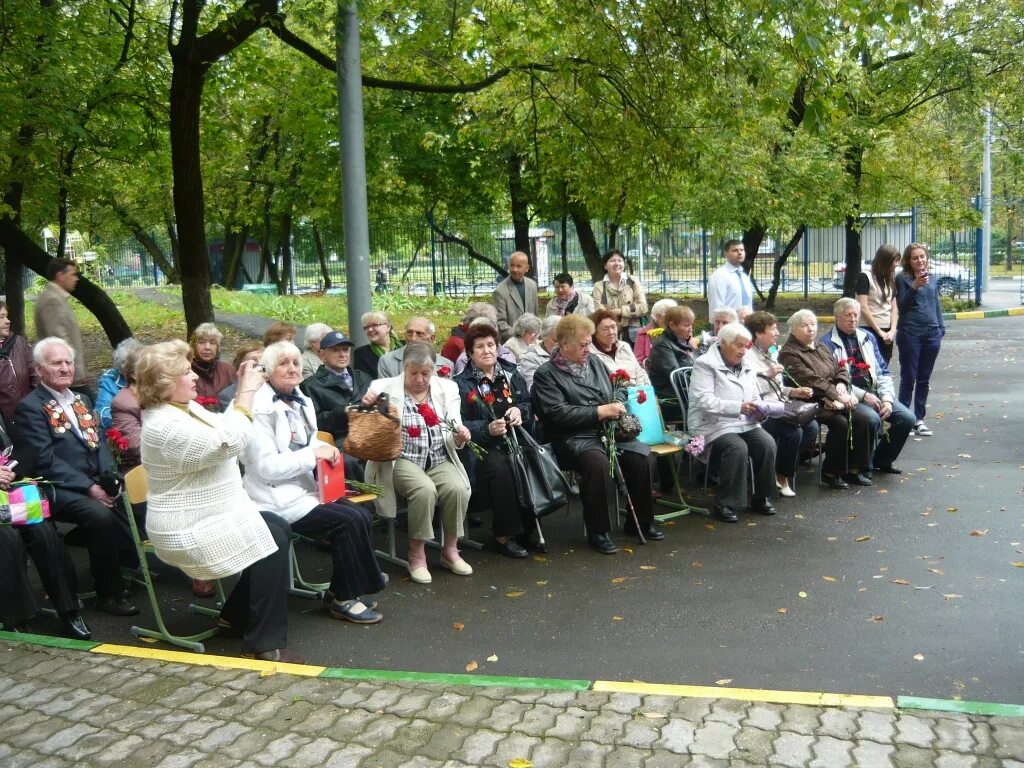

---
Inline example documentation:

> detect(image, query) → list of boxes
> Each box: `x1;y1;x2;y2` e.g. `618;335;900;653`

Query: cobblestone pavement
1;645;1021;767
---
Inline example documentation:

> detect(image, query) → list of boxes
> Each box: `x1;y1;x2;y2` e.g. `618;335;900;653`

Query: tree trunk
56;147;76;258
765;228;804;310
278;213;293;295
0;218;131;344
568;201;604;280
312;223;332;289
560;214;568;273
508;153;531;268
841;147;865;298
741;224;768;301
2;177;30;336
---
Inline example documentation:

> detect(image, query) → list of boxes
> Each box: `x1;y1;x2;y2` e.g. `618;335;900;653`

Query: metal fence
76;204;985;300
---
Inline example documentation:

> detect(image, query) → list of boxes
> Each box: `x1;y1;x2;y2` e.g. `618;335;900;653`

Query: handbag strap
757;372;790;403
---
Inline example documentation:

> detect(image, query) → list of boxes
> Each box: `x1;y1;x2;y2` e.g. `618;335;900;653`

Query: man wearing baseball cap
301;331;371;447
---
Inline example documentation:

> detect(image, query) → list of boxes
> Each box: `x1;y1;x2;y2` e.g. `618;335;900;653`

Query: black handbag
761;375;819;427
507;426;570;518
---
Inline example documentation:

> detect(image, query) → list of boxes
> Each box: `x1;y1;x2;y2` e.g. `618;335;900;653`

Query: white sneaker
914;422;933;436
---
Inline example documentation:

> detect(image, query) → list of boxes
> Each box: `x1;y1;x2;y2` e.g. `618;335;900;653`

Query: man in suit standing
13;337;138;616
707;240;755;317
493;251;538;342
34;258;91;396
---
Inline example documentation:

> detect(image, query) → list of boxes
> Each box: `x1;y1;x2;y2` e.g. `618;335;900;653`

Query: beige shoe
440;555;473;576
779;485;796;498
409;565;432;584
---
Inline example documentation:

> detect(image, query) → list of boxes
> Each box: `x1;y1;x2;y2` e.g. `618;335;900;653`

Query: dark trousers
869;400;917;469
762;418;820;479
0;523;79;628
896;329;942;421
53;491;137;598
820;404;877;476
219;512;291;655
708;429;776;508
863;326;894;364
471;449;533;539
292;502;385;601
568;448;654;536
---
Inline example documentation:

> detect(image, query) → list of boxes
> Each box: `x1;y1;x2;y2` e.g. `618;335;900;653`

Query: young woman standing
895;243;945;436
856;244;900;364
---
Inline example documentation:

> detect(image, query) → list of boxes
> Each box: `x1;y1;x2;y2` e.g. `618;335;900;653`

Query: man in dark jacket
302;332;370;479
13;338;138;616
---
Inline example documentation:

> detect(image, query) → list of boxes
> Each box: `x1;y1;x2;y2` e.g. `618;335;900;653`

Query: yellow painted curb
954;310;986;320
90;643;325;677
593;680;894;709
1008;307;1024;317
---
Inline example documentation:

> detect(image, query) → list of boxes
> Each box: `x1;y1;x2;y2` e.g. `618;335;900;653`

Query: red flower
105;427;124;442
609;369;631;386
116;438;129;451
636;390;647;404
406;426;422;438
437;366;452;378
855;362;871;371
416;402;442;427
467;391;479;404
483;392;496;406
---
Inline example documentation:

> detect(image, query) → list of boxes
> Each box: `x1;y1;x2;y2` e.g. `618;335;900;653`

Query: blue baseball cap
319;331;354;349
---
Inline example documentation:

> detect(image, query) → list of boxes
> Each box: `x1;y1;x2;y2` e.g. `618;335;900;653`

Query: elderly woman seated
778;309;878;489
96;337;143;428
634;298;678;368
546;272;595;318
300;323;333;379
137;340;300;662
241;341;386;624
532;315;663;554
352;311;402;379
454;323;542;559
688;323;777;522
743;311;819;498
588;309;650;386
363;341;473;584
505;313;542;362
190;323;236;406
647;305;698;422
696;307;738;356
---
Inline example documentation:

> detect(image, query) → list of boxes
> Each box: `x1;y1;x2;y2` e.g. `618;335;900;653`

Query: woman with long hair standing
856;244;899;364
895;242;945;437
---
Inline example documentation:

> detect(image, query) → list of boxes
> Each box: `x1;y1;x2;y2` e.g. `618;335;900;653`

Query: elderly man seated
378;317;456;378
696;307;739;356
688;323;777;523
13;338;139;616
821;298;916;474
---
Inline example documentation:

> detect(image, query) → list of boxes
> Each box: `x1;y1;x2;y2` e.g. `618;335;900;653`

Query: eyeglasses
363;323;387;331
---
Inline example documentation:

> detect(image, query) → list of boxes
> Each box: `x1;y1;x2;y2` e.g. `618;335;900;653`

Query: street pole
336;1;372;345
982;105;992;294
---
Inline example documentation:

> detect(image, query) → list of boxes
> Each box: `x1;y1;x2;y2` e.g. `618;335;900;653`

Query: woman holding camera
895;243;945;437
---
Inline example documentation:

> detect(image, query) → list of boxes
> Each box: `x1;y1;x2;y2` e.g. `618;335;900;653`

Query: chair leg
374;517;409;570
287;539;328;599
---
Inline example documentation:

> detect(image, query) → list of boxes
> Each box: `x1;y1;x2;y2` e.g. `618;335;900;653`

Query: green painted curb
0;630;99;652
318;666;591;690
898;696;1024;718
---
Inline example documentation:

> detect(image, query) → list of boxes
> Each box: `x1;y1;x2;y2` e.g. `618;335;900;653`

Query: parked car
833;258;974;296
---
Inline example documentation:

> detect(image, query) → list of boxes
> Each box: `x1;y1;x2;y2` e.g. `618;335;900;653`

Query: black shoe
714;505;739;523
874;465;903;475
843;473;874;486
587;532;618;554
95;595;140;617
822;474;849;489
624;523;666;541
60;614;91;641
495;539;528;559
467;513;484;529
752;498;776;516
517;534;548;554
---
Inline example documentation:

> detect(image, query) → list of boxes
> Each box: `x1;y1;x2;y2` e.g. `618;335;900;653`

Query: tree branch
194;0;280;65
425;211;507;278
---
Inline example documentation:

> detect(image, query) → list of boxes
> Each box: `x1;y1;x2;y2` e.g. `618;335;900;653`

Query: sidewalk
0;639;1019;767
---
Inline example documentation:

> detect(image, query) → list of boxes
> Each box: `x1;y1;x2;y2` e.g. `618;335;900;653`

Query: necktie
737;269;750;306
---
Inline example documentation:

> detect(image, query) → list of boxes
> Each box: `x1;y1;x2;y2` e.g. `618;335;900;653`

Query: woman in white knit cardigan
137;339;301;664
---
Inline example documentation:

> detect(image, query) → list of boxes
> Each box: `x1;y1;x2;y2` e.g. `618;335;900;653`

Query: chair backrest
316;430;336;447
124;465;148;505
669;366;692;431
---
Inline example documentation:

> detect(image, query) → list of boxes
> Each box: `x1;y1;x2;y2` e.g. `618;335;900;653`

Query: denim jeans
895;329;942;421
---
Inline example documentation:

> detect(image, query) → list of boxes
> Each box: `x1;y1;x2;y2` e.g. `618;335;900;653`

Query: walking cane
611;450;647;545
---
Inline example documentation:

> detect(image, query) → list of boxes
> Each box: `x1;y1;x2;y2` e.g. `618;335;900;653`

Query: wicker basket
343;393;402;462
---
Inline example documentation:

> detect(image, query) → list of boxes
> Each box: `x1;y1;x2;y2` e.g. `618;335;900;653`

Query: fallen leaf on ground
507;759;533;768
611;577;626;584
641;712;666;719
705;524;716;530
913;585;934;590
639;565;657;570
868;615;884;622
878;489;888;494
465;661;478;672
913;653;925;661
777;608;787;614
947;507;958;513
453;622;465;631
928;568;945;575
535;580;548;586
799;591;808;598
822;576;837;582
506;591;525;598
827;536;838;542
612;616;625;621
891;578;910;585
715;678;733;686
855;536;873;542
969;530;988;537
487;654;498;662
1011;562;1024;568
621;547;634;554
943;594;963;600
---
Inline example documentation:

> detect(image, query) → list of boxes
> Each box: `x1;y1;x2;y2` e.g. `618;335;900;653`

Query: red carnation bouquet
416;401;486;458
603;369;633;477
468;388;518;457
194;395;220;412
105;427;130;461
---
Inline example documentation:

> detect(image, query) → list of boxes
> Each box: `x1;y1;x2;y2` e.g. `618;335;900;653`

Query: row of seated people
3;295;917;662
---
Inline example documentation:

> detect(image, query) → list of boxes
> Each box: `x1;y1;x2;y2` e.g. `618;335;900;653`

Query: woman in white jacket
241;342;385;624
362;342;472;585
137;340;299;663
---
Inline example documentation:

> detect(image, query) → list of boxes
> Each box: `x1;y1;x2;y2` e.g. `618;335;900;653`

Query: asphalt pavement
38;314;1020;708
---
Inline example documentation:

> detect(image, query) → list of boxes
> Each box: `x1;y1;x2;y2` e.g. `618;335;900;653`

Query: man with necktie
707;240;755;316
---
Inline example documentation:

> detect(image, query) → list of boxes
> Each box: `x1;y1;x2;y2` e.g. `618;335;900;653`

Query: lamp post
42;227;53;255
